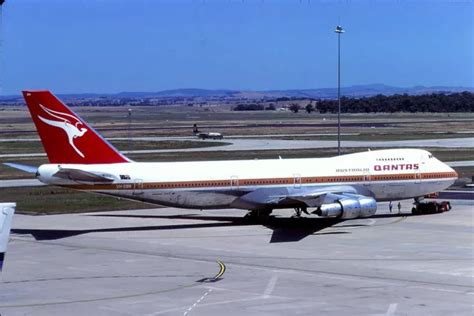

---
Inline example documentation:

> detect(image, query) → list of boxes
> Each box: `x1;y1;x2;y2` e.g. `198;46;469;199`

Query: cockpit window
428;154;433;159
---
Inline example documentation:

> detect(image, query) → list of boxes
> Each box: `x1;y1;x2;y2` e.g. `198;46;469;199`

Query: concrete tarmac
1;201;473;315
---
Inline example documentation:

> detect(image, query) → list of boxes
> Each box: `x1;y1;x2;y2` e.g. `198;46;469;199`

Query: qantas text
373;164;419;171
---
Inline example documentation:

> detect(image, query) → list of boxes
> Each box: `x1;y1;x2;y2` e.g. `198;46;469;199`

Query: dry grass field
1;106;473;138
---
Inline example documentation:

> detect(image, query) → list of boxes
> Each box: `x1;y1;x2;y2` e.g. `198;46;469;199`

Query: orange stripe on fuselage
62;171;458;191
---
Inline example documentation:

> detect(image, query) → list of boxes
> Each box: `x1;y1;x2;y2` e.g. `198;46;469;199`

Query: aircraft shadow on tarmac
11;213;416;243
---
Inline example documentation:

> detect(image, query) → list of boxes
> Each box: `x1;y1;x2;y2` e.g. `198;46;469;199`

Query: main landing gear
293;206;309;218
244;209;272;222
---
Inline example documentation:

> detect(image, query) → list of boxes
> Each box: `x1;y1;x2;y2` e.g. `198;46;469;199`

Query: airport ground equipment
412;201;451;215
0;202;15;271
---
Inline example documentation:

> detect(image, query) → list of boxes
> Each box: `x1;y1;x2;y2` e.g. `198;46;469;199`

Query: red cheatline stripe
62;171;458;191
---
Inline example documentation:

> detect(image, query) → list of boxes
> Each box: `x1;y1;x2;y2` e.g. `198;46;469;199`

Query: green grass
0;186;151;215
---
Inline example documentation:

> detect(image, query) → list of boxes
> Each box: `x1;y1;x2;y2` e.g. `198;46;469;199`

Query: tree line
232;92;474;113
316;92;474;113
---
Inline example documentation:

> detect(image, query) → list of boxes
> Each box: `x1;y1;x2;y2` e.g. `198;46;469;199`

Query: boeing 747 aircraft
6;91;457;220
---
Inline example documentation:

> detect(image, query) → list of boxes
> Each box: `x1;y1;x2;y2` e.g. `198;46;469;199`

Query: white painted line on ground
203;285;289;300
386;303;398;316
182;288;212;316
154;296;272;315
263;274;279;298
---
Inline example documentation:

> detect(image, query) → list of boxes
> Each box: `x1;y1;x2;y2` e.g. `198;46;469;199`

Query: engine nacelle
357;197;377;218
315;196;377;219
318;203;343;217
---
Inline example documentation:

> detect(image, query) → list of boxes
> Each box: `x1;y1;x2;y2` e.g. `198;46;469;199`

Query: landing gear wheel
244;209;272;223
292;206;308;218
293;207;302;218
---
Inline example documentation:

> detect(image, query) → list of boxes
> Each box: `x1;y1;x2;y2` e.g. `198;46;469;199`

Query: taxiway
1;201;473;315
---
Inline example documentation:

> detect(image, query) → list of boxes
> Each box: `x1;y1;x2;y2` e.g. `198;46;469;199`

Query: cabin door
294;174;302;189
133;179;144;195
415;153;424;184
230;176;239;190
363;169;371;187
415;171;422;184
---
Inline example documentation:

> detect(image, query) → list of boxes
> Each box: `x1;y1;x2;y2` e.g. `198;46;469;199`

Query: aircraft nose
444;162;458;179
452;168;459;179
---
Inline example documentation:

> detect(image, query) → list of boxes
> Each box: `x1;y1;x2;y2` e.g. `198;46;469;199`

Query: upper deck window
376;157;405;162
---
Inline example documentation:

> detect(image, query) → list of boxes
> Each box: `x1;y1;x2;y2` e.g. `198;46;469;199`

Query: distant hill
114;85;473;99
261;84;474;99
1;84;472;100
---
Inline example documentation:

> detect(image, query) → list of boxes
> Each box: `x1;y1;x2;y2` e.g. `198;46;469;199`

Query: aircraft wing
1;203;15;271
53;168;115;183
233;185;373;209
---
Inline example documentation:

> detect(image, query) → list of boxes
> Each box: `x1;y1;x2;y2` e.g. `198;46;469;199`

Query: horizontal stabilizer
3;162;38;173
53;168;115;183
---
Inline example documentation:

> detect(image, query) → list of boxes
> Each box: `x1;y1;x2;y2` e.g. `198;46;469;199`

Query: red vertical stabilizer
23;90;130;164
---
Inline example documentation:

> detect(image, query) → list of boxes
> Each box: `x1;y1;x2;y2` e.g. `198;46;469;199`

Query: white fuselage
36;149;457;211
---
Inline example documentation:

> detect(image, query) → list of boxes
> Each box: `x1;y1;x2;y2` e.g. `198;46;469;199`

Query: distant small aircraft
193;124;223;139
195;132;224;140
0;203;15;272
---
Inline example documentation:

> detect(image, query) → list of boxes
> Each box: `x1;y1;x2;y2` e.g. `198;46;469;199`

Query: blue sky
2;0;473;95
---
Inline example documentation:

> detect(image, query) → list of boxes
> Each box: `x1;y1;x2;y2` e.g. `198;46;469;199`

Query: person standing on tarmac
389;201;393;213
397;202;402;213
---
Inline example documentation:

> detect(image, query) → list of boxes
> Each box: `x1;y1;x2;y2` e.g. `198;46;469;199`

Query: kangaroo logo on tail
37;104;88;158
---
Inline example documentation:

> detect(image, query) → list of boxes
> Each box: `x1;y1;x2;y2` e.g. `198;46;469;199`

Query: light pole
335;25;344;155
0;0;5;95
128;108;132;152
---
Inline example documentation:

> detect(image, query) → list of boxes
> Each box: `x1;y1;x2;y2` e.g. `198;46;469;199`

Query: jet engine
314;196;377;219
